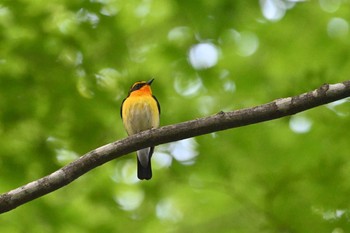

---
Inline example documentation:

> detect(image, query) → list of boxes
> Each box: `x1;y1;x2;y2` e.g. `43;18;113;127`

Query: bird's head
128;79;154;96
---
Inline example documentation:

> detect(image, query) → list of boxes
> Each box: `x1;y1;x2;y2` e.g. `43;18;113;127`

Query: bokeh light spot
319;0;341;13
168;26;192;45
188;43;219;70
174;74;203;97
327;17;349;39
326;98;350;117
95;68;120;90
76;8;100;28
114;188;144;211
111;160;139;184
223;80;236;92
260;0;286;21
156;198;183;222
55;148;79;165
232;31;259;57
289;115;312;134
168;138;198;165
260;0;300;21
153;151;172;168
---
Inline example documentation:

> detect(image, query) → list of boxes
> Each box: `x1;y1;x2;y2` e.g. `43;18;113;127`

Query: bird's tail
137;147;154;180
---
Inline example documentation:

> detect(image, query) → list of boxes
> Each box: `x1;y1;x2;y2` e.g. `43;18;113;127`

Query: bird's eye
135;83;143;89
130;82;145;93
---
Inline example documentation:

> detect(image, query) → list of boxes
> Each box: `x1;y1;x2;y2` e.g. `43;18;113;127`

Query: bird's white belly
126;102;158;135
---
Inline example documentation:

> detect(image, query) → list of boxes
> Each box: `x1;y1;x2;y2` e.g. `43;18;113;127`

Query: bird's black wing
120;98;126;119
152;95;161;114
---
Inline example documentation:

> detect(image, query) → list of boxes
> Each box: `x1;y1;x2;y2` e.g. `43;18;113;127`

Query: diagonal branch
1;81;350;214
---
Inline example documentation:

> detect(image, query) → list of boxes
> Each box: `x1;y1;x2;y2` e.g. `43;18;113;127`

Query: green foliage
1;0;350;232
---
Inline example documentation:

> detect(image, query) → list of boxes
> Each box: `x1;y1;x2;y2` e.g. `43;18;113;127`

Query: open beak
146;78;154;85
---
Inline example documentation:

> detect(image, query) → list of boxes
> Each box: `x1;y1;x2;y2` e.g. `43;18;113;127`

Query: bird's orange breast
121;94;159;135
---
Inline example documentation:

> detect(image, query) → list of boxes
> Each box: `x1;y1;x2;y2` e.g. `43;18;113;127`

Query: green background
1;0;350;232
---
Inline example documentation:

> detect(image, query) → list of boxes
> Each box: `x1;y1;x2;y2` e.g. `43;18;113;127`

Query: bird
120;79;160;180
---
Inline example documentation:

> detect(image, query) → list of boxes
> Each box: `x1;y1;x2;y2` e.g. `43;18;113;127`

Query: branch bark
1;81;350;214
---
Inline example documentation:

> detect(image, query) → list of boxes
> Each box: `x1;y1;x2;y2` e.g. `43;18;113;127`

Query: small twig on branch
0;80;350;214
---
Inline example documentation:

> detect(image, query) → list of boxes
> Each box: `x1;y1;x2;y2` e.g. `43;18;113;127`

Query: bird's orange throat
130;85;153;97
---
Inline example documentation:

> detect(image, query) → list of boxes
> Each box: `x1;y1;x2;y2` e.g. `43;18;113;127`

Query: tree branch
1;81;350;214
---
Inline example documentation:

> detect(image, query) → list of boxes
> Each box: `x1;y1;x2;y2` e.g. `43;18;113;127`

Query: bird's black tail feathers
137;147;154;180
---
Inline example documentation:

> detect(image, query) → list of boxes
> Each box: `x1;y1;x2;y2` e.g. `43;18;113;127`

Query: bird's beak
146;78;154;85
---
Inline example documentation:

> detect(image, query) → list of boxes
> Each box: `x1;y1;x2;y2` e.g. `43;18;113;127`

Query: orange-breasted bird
120;79;160;180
